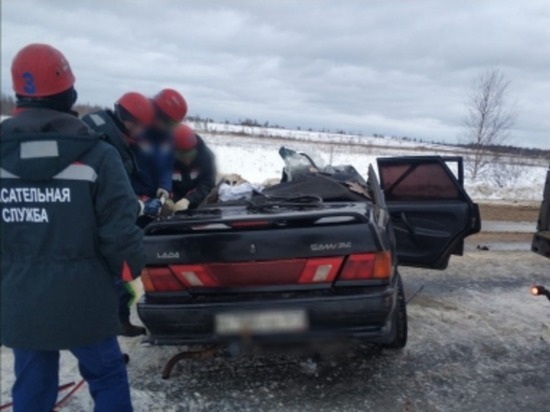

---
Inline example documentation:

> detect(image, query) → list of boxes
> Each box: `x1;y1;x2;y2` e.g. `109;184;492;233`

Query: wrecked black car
137;151;481;349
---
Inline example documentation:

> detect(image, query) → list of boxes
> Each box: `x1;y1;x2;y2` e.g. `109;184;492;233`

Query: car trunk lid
141;202;390;295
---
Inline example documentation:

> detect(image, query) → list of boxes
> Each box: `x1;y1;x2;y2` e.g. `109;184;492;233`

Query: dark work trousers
11;336;132;412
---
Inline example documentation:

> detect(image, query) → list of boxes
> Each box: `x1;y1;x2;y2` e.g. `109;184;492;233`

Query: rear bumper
138;286;397;345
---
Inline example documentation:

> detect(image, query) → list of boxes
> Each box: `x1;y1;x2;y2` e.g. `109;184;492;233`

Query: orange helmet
173;124;197;151
11;43;75;97
153;88;187;123
115;92;155;127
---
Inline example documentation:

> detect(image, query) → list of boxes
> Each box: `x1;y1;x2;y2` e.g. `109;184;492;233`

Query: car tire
380;271;408;350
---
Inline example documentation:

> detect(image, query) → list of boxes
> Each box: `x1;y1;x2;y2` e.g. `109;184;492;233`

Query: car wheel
380;271;408;350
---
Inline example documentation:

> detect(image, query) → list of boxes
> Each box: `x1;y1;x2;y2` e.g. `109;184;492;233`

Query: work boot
119;322;146;337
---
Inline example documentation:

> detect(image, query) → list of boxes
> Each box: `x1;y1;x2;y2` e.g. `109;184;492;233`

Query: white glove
174;198;190;212
157;188;170;202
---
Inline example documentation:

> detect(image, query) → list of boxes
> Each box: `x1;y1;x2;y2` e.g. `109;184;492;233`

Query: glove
157;188;170;201
160;198;175;218
174;198;190;212
125;278;144;307
142;198;163;217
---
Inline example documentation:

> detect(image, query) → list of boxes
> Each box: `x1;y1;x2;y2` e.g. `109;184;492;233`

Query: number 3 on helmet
11;43;75;97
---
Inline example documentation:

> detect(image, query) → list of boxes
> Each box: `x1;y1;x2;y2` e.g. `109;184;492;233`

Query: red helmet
115;92;155;127
173;124;197;151
153;88;187;123
11;43;75;97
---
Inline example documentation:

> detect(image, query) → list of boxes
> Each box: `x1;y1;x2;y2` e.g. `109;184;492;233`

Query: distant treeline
190;116;288;130
1;93;106;117
2;94;548;159
456;143;549;159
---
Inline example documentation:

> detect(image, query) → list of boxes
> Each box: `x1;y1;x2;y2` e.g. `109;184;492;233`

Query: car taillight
165;258;344;288
141;267;185;292
339;254;376;280
170;265;220;287
339;251;392;280
373;251;392;279
298;257;344;283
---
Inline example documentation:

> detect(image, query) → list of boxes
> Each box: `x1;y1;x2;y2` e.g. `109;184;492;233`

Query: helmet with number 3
11;43;75;97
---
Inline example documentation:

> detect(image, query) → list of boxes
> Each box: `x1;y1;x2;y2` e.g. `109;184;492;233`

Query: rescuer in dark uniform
1;43;143;412
82;92;159;337
130;88;188;203
171;124;217;212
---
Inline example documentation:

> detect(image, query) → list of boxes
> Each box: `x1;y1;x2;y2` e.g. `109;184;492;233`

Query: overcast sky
2;0;549;148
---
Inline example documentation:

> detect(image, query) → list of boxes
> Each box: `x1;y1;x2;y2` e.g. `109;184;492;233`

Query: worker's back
0;108;144;351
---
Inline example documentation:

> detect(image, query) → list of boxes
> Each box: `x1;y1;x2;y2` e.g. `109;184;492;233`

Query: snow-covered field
1;115;546;203
2;251;548;411
191;122;548;204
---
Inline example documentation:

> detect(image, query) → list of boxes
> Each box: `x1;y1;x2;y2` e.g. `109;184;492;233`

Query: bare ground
478;203;540;223
468;232;533;244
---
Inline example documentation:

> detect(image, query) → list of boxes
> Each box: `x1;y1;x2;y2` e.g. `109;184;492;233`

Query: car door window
380;162;460;201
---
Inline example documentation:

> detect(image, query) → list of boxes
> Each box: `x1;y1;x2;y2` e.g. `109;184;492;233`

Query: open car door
377;156;481;269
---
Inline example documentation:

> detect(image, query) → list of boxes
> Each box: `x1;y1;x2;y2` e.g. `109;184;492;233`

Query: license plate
215;310;308;335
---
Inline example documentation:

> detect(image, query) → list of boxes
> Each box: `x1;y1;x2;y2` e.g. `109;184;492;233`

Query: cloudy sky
2;0;549;148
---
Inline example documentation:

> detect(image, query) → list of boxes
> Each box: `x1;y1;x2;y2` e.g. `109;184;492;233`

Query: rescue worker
153;88;188;131
172;124;217;211
1;43;142;411
81;92;162;219
82;93;158;337
130;89;187;206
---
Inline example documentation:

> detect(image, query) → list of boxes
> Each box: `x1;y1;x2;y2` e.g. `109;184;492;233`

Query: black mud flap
532;166;550;259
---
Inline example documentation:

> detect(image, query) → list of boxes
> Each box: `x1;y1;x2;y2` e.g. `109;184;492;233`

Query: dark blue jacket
172;135;216;208
81;110;138;178
0;109;144;350
130;128;173;199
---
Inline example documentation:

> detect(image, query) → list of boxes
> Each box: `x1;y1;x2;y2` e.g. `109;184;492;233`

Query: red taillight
298;257;344;283
339;252;392;280
140;269;155;292
141;267;185;292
